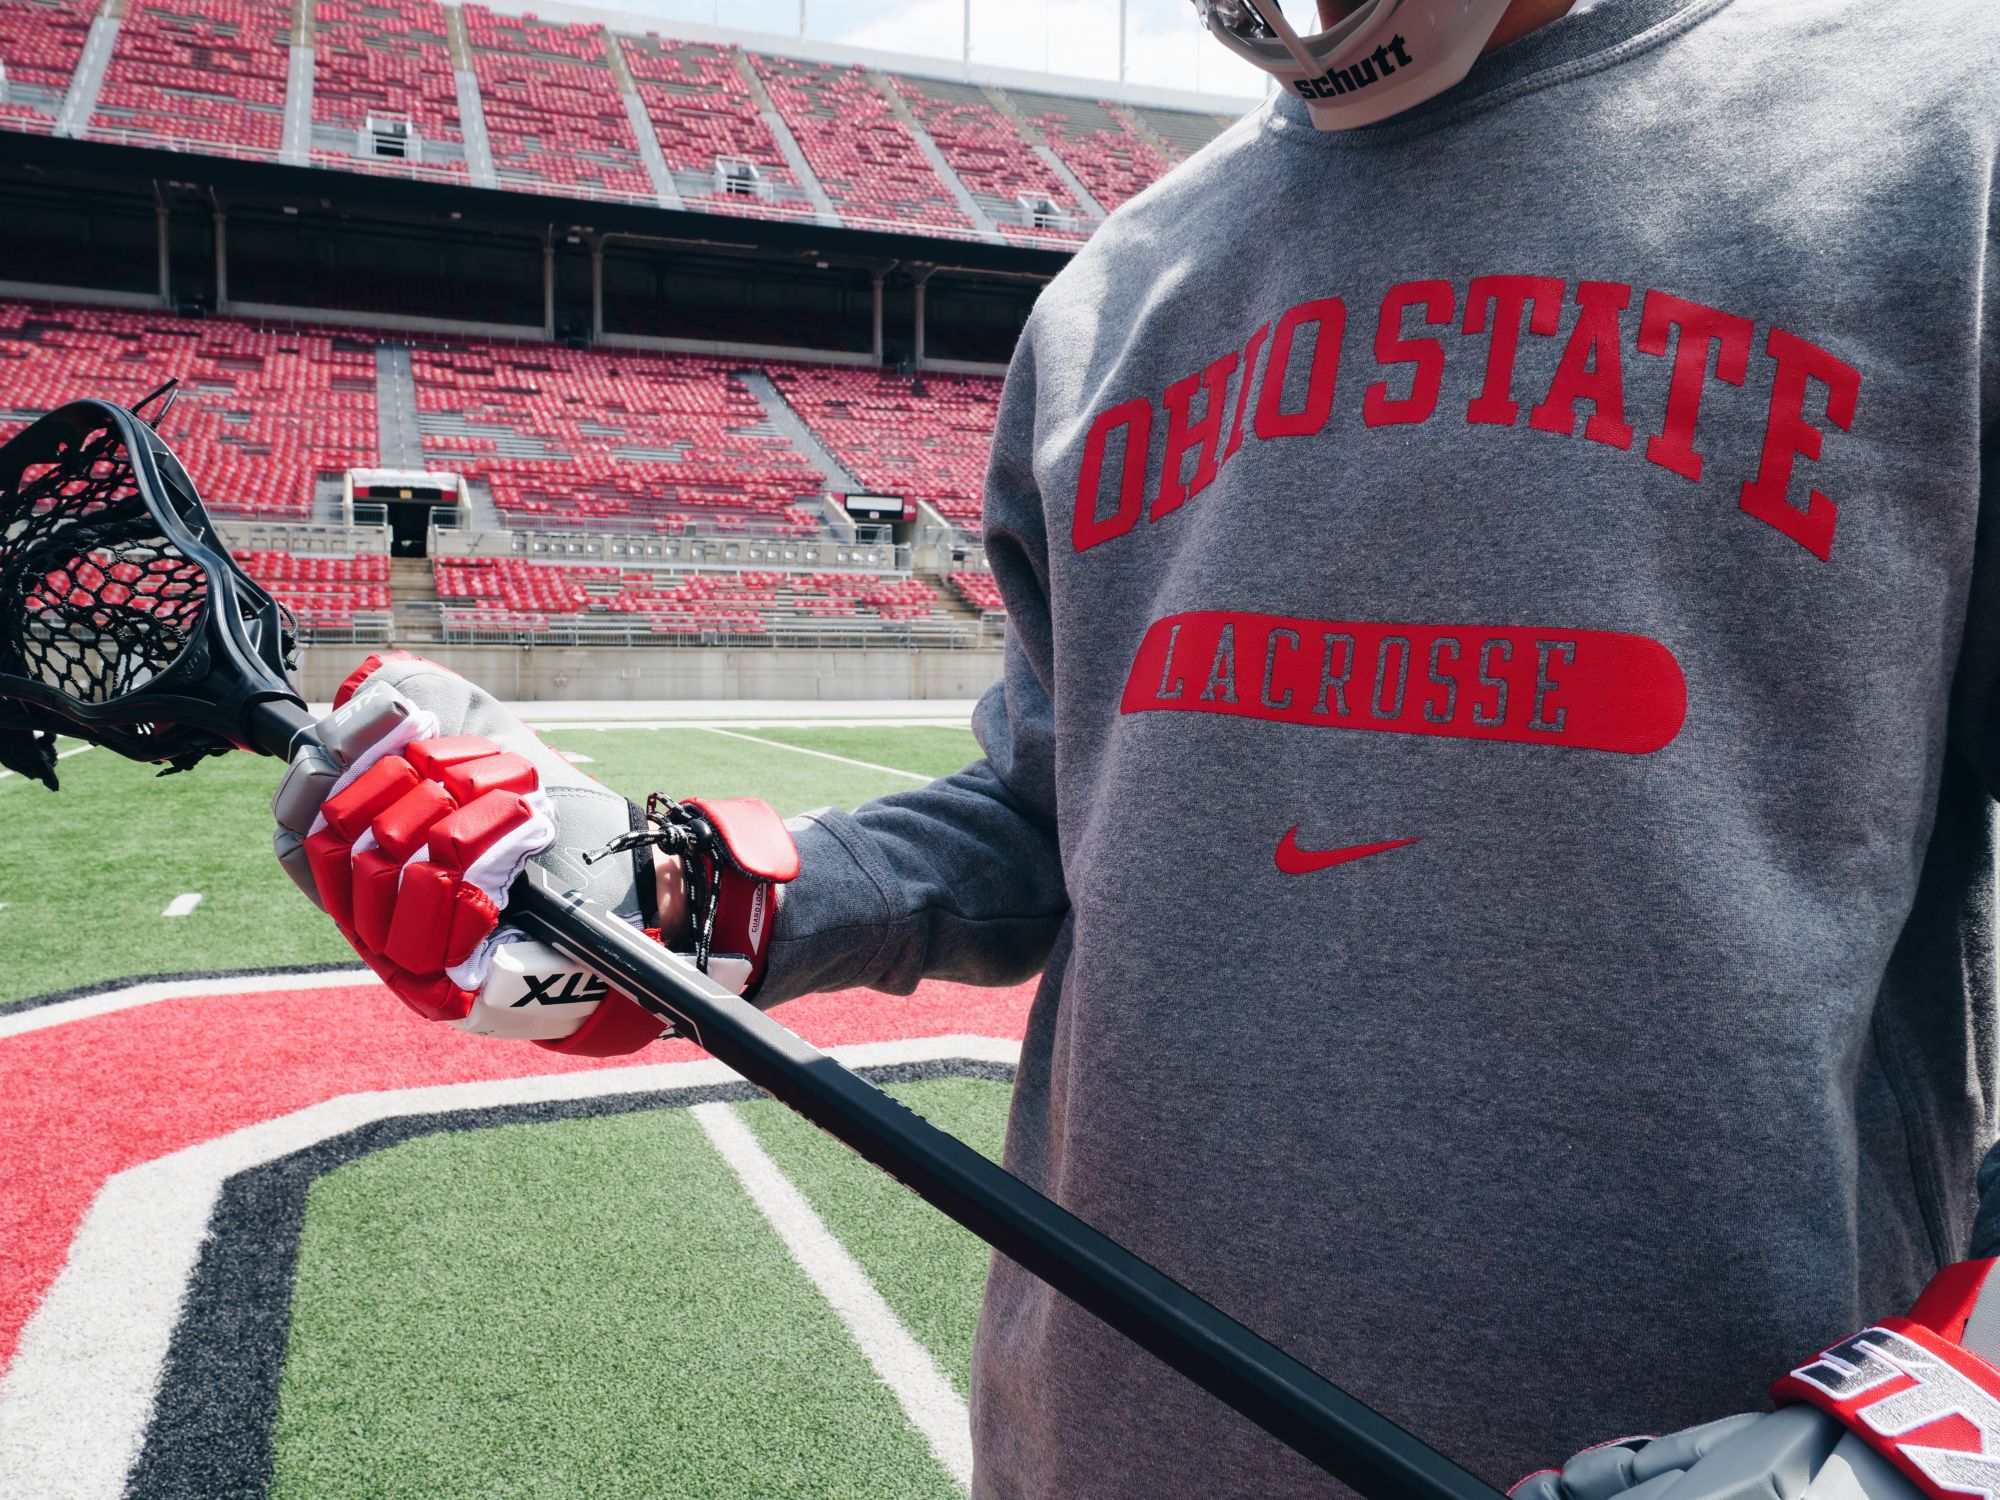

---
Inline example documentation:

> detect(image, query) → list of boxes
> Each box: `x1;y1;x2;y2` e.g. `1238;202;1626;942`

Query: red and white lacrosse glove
1771;1259;2000;1498
1510;1262;2000;1500
270;652;797;1055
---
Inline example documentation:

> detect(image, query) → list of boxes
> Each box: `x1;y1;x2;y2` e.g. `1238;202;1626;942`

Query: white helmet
1195;0;1516;130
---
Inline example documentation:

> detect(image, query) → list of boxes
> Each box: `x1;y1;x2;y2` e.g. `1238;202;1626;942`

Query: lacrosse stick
0;394;1506;1500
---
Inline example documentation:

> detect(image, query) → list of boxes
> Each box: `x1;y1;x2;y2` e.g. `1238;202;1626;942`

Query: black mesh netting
0;425;210;707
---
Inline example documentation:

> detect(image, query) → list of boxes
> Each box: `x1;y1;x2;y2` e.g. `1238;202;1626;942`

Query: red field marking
0;976;1035;1374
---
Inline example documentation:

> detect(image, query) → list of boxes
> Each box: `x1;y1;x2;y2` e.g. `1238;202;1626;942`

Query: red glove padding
676;794;800;996
276;654;800;1056
1773;1259;2000;1494
532;793;797;1055
308;730;555;1023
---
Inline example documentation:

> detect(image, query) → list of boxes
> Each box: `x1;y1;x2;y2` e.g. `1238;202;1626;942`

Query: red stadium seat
752;53;973;236
91;0;290;153
1010;91;1172;212
462;5;652;199
312;0;467;174
0;304;377;517
889;75;1090;246
0;0;95;128
433;556;943;632
770;362;1001;528
409;340;831;534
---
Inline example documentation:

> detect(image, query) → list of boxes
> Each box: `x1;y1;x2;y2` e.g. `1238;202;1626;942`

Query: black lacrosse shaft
248;697;1504;1500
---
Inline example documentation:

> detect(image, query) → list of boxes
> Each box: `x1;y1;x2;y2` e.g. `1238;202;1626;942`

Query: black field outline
126;1057;1019;1500
3;962;368;1015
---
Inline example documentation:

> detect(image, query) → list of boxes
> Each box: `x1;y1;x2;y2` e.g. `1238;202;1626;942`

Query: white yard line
0;1035;1017;1500
555;749;595;764
697;726;932;783
693;1103;973;1491
0;969;376;1042
160;894;203;919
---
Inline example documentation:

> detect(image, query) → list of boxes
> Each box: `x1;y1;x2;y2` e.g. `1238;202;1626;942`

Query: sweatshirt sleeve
755;317;1068;1005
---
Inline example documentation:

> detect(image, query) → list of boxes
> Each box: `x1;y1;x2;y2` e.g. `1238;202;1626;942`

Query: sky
605;0;1271;99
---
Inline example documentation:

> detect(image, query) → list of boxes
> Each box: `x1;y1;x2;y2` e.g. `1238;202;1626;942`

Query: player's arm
753;313;1069;1005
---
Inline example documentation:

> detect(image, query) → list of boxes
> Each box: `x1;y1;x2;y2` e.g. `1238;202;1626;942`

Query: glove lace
585;793;727;974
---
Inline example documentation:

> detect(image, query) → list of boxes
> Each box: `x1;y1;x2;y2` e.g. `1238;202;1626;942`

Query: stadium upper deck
0;0;1252;249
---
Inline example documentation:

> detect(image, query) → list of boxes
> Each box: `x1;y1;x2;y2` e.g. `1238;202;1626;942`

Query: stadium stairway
390;552;442;639
735;368;862;499
52;0;118;138
1110;100;1181;168
281;0;313;165
980;83;1107;221
862;66;1001;244
374;344;425;470
729;47;838;228
604;30;681;209
443;1;500;187
930;577;990;631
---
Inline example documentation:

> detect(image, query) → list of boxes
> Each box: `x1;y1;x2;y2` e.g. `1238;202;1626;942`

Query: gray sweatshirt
759;1;2000;1491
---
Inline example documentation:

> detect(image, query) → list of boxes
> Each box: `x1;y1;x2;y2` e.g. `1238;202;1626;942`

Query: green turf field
272;1079;1010;1499
6;714;1019;1498
0;722;979;1006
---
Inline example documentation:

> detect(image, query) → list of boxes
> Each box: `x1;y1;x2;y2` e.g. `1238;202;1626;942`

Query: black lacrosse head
0;396;304;787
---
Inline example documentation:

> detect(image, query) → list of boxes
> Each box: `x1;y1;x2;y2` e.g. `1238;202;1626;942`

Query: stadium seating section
434;557;942;636
92;0;290;151
751;53;972;234
889;75;1088;245
0;0;93;127
1009;91;1171;212
770;364;999;525
0;0;1238;235
410;340;831;534
1132;103;1227;160
462;6;652;199
949;570;1003;614
620;34;794;216
0;304;376;516
233;549;391;627
312;0;464;169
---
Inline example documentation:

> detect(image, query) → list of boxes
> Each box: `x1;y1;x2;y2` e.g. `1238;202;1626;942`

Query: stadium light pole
963;0;970;65
1118;0;1127;82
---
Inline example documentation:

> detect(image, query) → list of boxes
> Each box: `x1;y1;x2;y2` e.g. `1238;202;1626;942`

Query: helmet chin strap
1245;0;1348;82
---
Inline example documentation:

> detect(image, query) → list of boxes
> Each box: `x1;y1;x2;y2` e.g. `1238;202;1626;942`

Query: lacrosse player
273;0;2000;1493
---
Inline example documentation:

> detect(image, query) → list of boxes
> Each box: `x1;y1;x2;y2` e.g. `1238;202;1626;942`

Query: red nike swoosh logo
1274;828;1420;875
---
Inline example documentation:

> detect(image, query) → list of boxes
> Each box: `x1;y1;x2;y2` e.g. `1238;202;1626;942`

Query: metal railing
435;607;1002;651
215;516;391;556
430;506;854;543
17;121;1097;254
289;619;396;646
430;521;908;573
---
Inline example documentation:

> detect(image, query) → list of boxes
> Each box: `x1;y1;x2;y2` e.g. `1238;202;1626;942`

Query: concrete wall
294;644;1004;702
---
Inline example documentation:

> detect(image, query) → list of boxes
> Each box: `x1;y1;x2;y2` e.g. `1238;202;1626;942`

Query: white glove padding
1510;1410;1915;1500
270;651;689;1055
1517;1256;2000;1500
